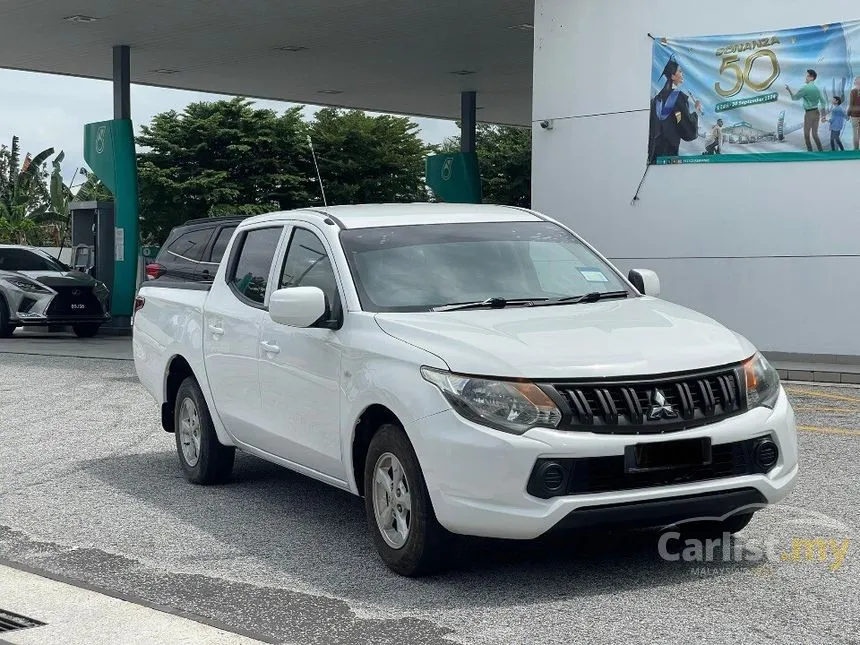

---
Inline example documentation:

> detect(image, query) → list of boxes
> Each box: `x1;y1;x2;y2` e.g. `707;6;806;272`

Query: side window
167;228;212;262
209;226;237;264
279;228;341;316
228;227;283;305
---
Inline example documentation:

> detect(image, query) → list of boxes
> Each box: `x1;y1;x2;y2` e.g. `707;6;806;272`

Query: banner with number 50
648;21;860;165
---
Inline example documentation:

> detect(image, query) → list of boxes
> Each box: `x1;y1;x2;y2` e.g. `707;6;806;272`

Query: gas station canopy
0;0;534;125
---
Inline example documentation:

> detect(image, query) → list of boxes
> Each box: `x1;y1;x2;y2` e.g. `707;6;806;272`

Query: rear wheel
0;300;16;338
363;423;448;577
174;377;235;484
73;323;101;338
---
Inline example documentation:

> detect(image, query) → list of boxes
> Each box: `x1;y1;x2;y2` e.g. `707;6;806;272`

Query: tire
363;423;448;577
73;323;101;338
0;299;16;338
678;512;755;539
174;377;235;485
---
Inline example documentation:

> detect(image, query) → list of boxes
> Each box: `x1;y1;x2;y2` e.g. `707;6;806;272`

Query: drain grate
0;609;46;633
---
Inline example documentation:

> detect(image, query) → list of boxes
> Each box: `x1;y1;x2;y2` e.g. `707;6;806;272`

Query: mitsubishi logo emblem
647;388;678;420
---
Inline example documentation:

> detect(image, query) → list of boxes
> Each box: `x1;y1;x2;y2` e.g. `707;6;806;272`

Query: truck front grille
545;363;746;435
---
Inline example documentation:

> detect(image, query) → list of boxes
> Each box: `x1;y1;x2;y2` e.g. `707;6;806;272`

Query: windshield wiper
536;291;630;307
432;297;548;312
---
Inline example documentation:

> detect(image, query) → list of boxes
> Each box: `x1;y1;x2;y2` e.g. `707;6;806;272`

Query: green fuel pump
83;119;140;322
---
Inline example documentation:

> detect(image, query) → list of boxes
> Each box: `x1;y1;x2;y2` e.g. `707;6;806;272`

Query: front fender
338;315;450;493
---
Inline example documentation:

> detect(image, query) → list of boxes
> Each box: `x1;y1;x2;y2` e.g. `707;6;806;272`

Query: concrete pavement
0;329;132;361
0;352;857;644
0;565;268;645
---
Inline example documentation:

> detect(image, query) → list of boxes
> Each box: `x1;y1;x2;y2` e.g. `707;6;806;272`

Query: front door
203;225;284;443
258;225;346;481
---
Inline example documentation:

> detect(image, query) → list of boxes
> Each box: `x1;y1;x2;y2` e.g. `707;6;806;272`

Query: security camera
539;119;554;130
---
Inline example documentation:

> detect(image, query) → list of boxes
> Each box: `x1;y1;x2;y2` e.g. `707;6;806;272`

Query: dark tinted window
229;227;282;304
0;248;67;272
210;226;237;263
167;228;212;262
280;229;341;315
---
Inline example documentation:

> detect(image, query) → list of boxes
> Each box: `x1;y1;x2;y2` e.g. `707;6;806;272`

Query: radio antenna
306;135;328;207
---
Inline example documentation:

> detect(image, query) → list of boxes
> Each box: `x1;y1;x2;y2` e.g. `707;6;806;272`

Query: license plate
624;438;712;473
71;303;87;310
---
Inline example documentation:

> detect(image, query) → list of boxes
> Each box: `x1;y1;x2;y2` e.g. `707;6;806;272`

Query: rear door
257;225;346;480
203;224;285;442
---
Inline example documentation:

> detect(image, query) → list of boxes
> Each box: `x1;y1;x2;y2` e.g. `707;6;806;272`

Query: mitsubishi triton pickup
133;204;798;576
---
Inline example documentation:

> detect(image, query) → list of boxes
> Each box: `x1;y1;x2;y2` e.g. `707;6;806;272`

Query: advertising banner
649;21;860;164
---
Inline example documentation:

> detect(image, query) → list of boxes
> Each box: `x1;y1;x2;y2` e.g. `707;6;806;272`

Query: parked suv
145;217;245;282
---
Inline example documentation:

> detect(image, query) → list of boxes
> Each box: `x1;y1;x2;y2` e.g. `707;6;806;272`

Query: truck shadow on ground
84;449;762;611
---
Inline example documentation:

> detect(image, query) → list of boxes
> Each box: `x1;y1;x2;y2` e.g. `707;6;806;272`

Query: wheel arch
351;403;403;497
161;354;197;433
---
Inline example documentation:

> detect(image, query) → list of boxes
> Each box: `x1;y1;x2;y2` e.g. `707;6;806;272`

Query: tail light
145;263;165;280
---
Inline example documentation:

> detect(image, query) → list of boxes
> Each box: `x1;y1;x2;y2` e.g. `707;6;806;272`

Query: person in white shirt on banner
704;119;724;155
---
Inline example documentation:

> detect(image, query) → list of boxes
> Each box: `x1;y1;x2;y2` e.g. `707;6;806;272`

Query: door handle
208;323;225;336
260;341;280;355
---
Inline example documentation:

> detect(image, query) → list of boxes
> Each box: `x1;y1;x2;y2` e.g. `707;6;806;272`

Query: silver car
0;245;111;338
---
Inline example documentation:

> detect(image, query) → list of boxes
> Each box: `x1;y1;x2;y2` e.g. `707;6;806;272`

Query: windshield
0;248;69;272
339;221;632;312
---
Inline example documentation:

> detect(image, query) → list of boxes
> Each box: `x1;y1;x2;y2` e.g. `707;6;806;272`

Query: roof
246;203;542;230
0;0;534;126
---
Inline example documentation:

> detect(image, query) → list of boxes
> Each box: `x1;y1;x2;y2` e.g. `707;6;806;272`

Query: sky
0;68;460;185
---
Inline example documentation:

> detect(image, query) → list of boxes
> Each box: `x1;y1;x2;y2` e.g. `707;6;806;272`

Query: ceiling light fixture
64;14;99;23
276;45;308;52
152;68;180;74
450;70;476;76
318;89;343;94
508;23;534;31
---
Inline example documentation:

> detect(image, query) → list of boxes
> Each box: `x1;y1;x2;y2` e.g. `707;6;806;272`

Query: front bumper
6;286;110;326
408;387;798;539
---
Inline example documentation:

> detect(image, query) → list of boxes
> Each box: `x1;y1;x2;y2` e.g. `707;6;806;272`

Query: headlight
3;278;51;294
421;367;562;434
93;281;109;294
744;352;780;409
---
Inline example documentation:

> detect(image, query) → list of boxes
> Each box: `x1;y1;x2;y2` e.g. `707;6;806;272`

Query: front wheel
73;323;101;338
363;423;448;577
0;301;15;338
174;377;235;484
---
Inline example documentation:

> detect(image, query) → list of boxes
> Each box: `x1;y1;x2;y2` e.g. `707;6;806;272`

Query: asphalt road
0;353;858;645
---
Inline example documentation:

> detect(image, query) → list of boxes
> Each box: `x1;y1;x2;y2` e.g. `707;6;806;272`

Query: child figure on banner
825;96;847;152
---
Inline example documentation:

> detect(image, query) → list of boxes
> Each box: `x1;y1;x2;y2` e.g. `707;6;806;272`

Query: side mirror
269;287;327;328
628;269;660;297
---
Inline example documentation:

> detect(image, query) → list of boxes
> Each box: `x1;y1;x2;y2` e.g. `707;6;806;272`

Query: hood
3;270;97;287
374;297;756;379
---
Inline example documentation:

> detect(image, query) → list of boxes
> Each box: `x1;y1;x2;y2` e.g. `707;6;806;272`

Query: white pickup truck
133;203;798;576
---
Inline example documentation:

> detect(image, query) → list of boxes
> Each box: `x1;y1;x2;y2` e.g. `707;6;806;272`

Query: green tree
136;98;313;242
0;136;56;244
308;108;430;205
440;125;532;207
74;169;113;202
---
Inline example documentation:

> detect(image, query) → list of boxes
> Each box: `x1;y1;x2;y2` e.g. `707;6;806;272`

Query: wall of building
531;0;860;356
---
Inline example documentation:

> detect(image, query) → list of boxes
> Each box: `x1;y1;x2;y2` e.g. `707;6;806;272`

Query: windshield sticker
578;267;609;283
